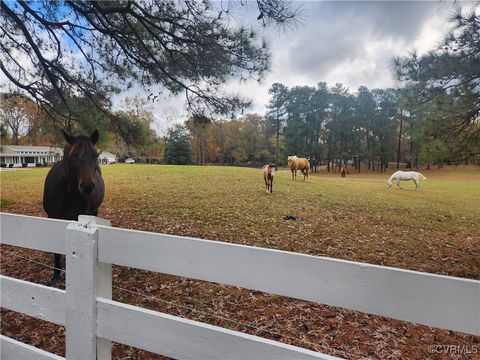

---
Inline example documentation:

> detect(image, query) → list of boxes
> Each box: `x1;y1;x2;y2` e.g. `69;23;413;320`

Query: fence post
65;216;112;360
79;216;112;360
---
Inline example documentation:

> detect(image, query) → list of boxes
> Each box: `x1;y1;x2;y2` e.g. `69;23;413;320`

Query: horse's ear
90;129;99;145
61;129;75;145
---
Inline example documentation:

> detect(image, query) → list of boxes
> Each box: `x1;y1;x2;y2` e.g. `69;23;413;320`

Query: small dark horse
43;129;105;281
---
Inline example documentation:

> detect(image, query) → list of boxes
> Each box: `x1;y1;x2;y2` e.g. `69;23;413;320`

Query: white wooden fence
1;212;479;360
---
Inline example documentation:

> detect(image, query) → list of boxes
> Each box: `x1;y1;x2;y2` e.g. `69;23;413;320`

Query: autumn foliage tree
0;94;31;144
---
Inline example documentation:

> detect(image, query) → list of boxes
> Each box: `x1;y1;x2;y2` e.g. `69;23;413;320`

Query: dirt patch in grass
1;165;479;359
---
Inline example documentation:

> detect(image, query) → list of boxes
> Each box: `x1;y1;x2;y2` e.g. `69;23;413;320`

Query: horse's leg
415;180;419;191
397;179;401;189
46;212;63;283
51;253;62;282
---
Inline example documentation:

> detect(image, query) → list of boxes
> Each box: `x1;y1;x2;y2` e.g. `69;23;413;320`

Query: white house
0;145;63;167
0;145;118;167
98;151;117;164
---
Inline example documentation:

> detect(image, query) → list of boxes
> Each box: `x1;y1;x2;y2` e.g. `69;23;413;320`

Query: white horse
387;171;427;191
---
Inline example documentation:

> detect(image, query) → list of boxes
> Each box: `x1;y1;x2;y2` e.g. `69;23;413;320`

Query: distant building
0;145;118;167
0;145;63;167
99;151;117;164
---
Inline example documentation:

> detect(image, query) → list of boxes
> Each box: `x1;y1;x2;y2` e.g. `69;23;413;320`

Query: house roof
0;145;63;156
0;145;119;160
99;151;117;159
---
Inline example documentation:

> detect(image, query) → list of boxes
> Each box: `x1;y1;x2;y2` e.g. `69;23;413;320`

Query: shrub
0;163;6;168
8;164;13;168
22;163;28;168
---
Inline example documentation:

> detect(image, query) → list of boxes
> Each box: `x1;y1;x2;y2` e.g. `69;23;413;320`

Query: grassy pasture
1;165;479;359
2;164;479;277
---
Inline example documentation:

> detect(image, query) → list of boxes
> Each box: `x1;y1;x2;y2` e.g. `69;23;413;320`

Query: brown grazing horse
340;165;346;178
262;163;276;193
43;129;105;281
287;155;310;181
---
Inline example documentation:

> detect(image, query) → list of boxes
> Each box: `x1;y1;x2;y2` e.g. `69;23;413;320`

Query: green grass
0;198;14;208
1;164;479;278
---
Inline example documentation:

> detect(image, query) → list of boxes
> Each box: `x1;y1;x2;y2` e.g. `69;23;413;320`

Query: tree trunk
396;114;403;169
275;110;280;165
327;130;332;172
415;144;420;170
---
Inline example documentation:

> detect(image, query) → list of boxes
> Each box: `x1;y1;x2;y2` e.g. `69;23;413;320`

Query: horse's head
62;129;100;196
269;163;276;176
387;179;393;188
287;155;296;166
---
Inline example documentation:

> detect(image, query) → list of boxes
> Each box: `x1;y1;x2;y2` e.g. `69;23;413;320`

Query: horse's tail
418;172;427;180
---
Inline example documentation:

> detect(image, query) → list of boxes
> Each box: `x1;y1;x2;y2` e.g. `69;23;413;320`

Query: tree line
152;8;480;170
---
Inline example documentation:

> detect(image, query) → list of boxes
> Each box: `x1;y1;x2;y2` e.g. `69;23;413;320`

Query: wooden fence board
97;298;337;360
1;335;64;360
0;275;66;325
97;226;480;335
1;213;68;254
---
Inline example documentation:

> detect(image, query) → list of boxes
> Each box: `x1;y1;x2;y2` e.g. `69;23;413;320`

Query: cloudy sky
0;1;466;135
123;0;462;135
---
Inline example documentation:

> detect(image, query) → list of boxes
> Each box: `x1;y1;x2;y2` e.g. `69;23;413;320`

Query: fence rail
1;335;64;360
1;213;68;254
97;225;480;334
96;298;332;360
1;212;479;360
0;276;65;325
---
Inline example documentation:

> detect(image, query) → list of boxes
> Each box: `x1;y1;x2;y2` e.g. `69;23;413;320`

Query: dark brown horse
43;129;105;281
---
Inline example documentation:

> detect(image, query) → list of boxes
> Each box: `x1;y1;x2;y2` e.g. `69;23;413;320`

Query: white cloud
233;0;457;114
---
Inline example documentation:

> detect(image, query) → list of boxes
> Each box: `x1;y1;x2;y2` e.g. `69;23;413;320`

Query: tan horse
262;163;276;193
340;165;346;178
287;156;310;181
